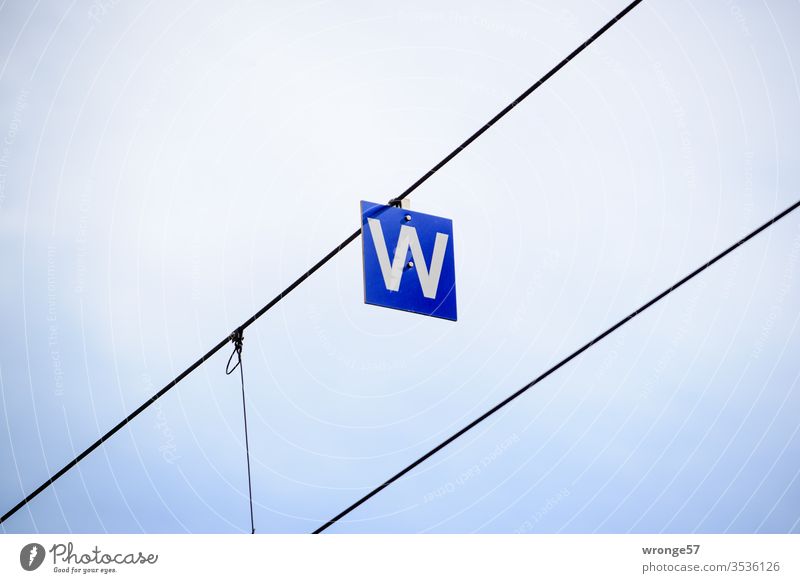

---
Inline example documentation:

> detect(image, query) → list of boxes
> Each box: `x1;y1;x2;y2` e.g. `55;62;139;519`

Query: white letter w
367;218;449;299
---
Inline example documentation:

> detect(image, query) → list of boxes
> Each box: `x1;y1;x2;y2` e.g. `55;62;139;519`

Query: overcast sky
2;0;799;533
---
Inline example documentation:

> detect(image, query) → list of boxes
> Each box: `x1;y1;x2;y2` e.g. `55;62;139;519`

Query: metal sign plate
361;200;457;321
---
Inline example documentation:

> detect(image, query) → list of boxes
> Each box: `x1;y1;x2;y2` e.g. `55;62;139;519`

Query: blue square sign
361;200;457;321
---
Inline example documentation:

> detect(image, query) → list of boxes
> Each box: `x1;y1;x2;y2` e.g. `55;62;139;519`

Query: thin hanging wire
226;328;256;534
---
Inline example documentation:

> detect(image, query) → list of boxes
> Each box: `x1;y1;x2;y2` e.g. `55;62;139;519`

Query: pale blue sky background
1;0;799;533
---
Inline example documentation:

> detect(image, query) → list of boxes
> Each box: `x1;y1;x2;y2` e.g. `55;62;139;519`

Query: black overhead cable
0;0;642;525
313;198;800;533
225;328;256;534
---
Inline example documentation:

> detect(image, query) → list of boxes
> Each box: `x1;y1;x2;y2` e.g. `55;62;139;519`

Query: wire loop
226;328;244;375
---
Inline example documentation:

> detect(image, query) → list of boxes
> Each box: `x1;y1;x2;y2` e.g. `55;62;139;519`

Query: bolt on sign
360;200;457;321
